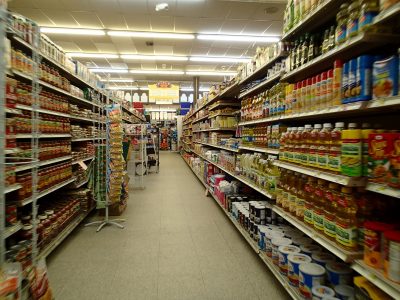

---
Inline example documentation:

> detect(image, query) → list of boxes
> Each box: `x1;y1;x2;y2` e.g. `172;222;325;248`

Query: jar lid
38;215;47;220
23;224;33;230
45;210;54;215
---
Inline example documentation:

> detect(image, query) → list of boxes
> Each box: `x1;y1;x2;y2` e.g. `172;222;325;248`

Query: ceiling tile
8;0;37;9
124;14;151;31
9;8;54;26
201;1;230;19
220;19;248;35
175;1;205;18
150;16;174;32
70;12;103;28
109;62;128;68
153;45;173;55
243;21;272;35
88;0;120;12
189;47;210;56
96;13;127;29
197;18;223;33
118;0;148;13
208;47;229;56
94;43;117;52
251;3;285;21
60;0;92;11
227;2;258;19
32;0;66;10
263;21;283;35
54;41;81;52
40;10;79;27
174;17;199;33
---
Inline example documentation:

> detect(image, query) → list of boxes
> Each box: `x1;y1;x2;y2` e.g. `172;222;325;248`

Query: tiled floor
47;152;291;300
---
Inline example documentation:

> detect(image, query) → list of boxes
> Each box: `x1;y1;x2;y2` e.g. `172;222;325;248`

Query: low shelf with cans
182;0;400;298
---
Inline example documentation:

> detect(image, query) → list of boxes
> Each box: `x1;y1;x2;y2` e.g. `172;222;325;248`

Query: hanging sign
148;82;179;104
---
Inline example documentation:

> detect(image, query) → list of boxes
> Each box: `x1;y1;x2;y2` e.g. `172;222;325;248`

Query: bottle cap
335;122;345;128
314;124;322;129
327;69;333;77
334;59;343;68
323;123;332;128
305;124;312;129
321;72;327;80
348;123;358;129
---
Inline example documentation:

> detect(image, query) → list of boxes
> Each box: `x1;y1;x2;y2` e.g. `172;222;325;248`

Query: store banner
148;82;179;104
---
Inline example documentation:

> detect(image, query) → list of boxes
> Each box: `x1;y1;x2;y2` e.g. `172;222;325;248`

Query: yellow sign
148;82;179;104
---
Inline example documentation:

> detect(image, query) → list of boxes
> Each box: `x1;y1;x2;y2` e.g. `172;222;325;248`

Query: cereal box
368;133;400;187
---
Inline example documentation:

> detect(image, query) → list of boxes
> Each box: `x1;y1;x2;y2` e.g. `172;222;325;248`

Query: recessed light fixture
67;53;119;58
197;34;280;43
186;71;237;76
121;54;188;61
190;56;251;63
108;31;195;40
129;70;185;75
40;27;105;35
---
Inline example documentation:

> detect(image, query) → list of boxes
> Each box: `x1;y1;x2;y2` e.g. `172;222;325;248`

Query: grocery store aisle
47;152;290;300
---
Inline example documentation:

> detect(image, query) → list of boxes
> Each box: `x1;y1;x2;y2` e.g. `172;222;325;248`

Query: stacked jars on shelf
17;141;71;160
242;124;287;149
11;112;70;134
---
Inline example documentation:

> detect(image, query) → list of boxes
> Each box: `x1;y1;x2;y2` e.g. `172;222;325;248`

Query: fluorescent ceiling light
186;71;237;76
197;34;280;43
40;27;105;35
190;56;250;63
129;70;184;75
90;68;128;73
67;53;118;58
121;54;188;61
108;31;194;40
100;79;134;83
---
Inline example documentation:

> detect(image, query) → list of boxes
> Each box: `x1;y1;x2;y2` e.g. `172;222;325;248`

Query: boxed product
372;55;399;99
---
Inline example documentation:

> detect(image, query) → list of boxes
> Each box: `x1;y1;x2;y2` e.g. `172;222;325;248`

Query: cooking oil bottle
303;176;317;226
282;170;293;211
328;122;345;173
295;175;307;219
317;123;332;170
324;183;340;240
313;179;327;232
308;124;322;167
335;187;358;250
288;172;299;213
276;169;287;207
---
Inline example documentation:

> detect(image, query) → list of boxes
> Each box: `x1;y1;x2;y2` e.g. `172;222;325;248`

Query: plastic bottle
315;74;321;110
295;175;307;220
276;169;286;207
317;123;332;169
361;123;374;177
341;125;362;177
302;124;313;165
326;69;334;107
313;179;327;232
305;78;312;110
356;187;373;248
335;187;358;250
328;122;345;173
309;124;322;167
301;80;307;111
288;127;297;162
332;60;343;106
304;176;317;226
282;171;294;211
289;172;299;214
320;72;328;109
294;127;304;163
324;183;340;240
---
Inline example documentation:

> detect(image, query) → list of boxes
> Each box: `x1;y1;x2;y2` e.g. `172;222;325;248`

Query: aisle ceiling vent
155;3;169;12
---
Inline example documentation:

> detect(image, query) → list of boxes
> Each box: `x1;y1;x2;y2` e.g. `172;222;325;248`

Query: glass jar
359;0;379;31
335;3;349;45
347;1;360;39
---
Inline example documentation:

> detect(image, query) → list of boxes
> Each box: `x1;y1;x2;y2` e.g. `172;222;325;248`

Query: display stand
86;100;125;231
147;126;159;174
125;124;146;189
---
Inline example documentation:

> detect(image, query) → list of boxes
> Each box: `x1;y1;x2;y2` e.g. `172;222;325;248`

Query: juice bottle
289;127;298;162
303;176;316;226
324;183;339;240
282;170;294;211
328;122;345;173
361;123;374;177
341;125;362;177
276;169;287;207
289;172;299;214
308;124;322;167
268;157;280;193
302;124;313;165
294;126;304;164
355;187;373;248
313;179;327;232
295;175;307;219
317;123;332;170
335;187;358;250
280;128;289;161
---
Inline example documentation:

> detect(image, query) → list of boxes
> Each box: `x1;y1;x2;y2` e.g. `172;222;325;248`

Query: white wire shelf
239;72;283;99
193;151;275;199
197;142;240;153
38;207;94;259
18;178;76;206
352;260;400;300
239;146;280;155
274;161;366;187
15;133;71;139
239;96;400;126
273;206;363;262
15;104;71;118
183;155;301;300
14;155;72;172
192;127;237;133
3;222;22;239
4;184;22;194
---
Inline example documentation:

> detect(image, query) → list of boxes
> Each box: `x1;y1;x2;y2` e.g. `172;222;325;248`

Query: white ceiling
9;0;285;87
